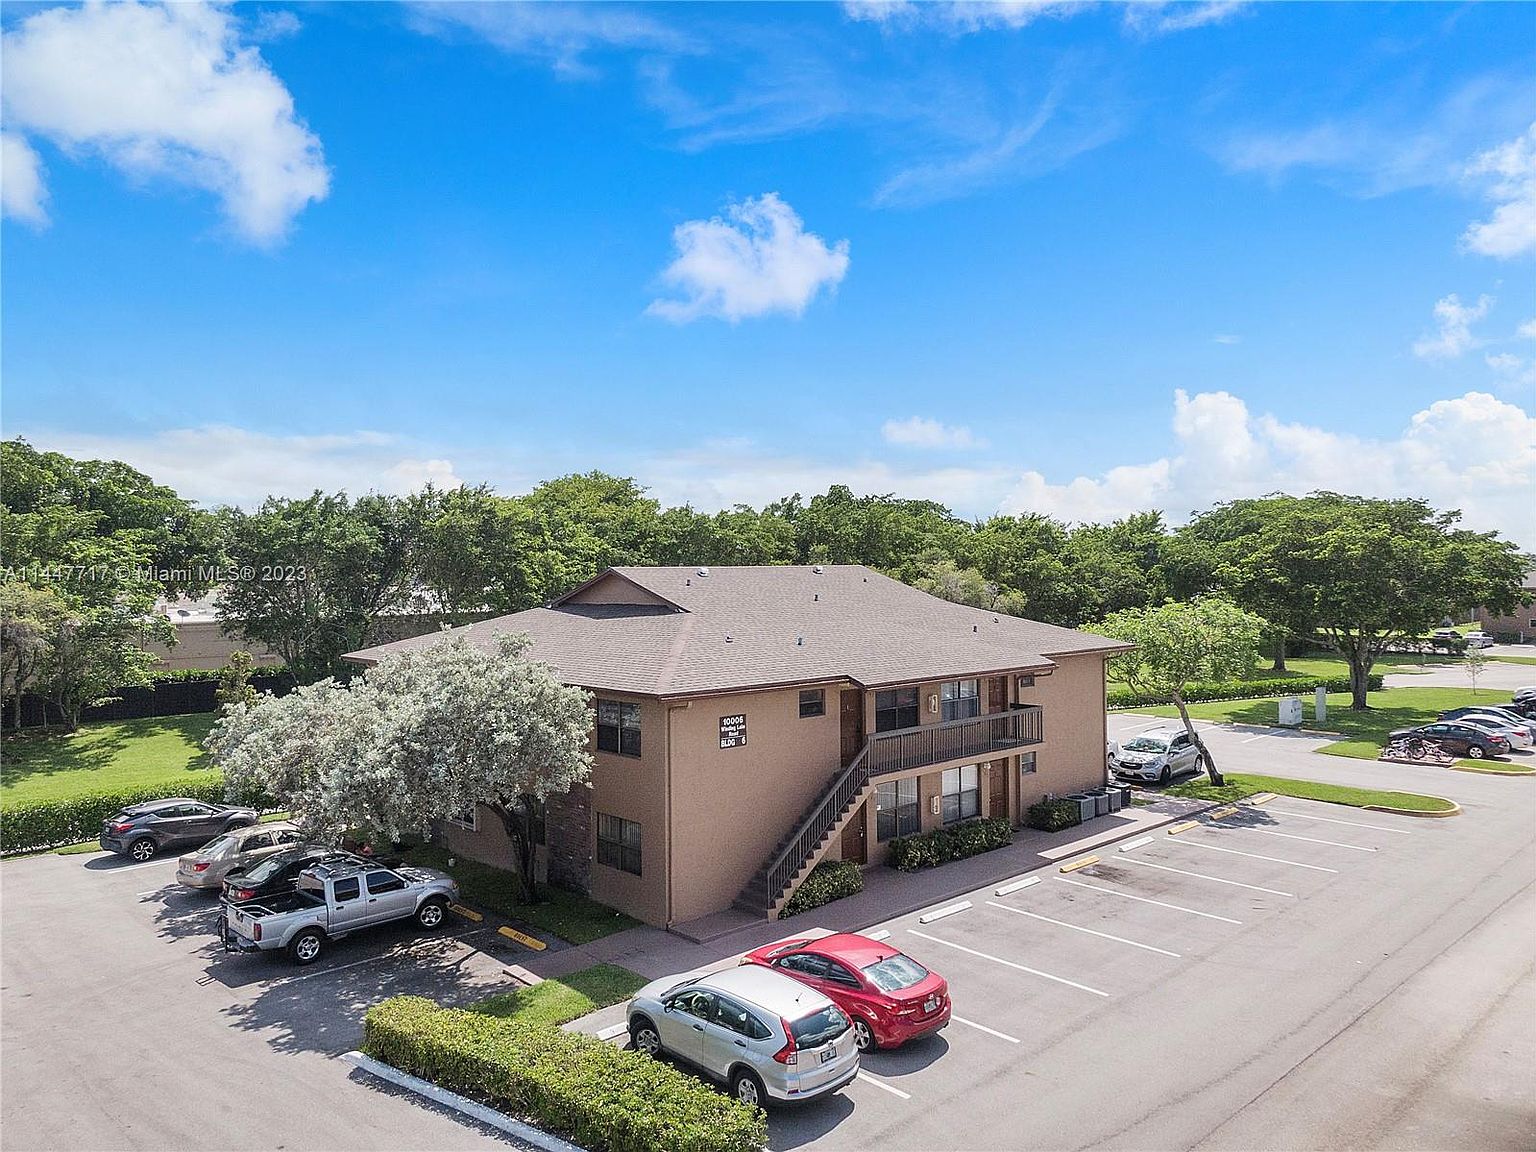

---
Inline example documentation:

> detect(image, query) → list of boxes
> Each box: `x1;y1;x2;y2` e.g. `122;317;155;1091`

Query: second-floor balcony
868;706;1043;776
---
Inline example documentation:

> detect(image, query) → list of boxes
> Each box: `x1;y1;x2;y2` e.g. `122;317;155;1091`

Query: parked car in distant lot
219;859;458;964
100;798;259;862
627;965;860;1108
1463;631;1495;648
742;933;950;1052
221;845;360;903
1438;706;1536;739
1433;711;1533;748
177;822;306;889
1431;628;1463;642
1390;723;1508;759
1109;726;1202;784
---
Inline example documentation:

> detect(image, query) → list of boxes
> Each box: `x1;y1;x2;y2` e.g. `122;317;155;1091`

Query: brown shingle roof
343;565;1131;698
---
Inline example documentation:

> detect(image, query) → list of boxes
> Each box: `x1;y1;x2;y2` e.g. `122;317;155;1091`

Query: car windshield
862;954;929;992
1121;736;1169;753
790;1005;849;1048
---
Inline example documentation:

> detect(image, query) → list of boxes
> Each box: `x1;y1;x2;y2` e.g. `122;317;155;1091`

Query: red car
742;933;950;1051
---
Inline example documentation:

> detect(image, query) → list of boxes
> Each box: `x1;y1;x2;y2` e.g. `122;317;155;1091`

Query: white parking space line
907;929;1109;997
1257;807;1411;834
1240;732;1272;743
983;902;1180;957
856;1071;912;1100
1116;855;1295;898
1227;826;1377;852
1057;877;1243;925
950;1015;1021;1044
1167;837;1339;873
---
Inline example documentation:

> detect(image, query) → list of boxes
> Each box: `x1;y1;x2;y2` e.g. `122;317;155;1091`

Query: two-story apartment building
345;565;1131;927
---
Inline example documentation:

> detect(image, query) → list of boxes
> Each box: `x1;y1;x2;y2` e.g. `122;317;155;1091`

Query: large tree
0;582;70;728
1095;599;1270;786
1183;493;1527;708
208;634;592;901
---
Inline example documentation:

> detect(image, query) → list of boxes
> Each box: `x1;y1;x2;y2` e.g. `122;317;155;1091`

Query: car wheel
852;1018;877;1052
1467;744;1486;759
416;898;447;929
629;1017;662;1057
128;838;157;862
731;1068;767;1110
1158;765;1171;786
288;929;324;965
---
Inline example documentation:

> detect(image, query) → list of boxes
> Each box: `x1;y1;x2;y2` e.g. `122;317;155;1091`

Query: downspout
664;703;675;927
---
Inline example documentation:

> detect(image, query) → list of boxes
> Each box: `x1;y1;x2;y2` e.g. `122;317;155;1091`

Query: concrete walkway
508;793;1210;997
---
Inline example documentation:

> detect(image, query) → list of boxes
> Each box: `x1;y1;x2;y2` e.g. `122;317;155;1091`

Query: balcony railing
868;706;1043;776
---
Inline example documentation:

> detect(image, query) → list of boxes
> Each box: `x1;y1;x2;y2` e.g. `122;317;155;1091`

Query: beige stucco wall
138;622;282;672
434;805;549;882
1015;651;1110;810
666;684;844;924
585;694;671;925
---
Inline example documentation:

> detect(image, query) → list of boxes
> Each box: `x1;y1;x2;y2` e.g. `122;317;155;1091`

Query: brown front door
988;760;1008;820
988;676;1008;712
840;803;867;865
840;689;865;767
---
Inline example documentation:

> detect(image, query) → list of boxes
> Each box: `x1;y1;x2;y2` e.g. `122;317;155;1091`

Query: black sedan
221;845;359;903
1390;722;1509;760
99;798;259;862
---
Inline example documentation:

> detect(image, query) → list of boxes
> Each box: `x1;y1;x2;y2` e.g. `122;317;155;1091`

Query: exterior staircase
733;743;872;919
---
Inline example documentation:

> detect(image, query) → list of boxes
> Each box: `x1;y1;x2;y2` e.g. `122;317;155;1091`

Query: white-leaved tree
1094;599;1269;787
208;634;592;902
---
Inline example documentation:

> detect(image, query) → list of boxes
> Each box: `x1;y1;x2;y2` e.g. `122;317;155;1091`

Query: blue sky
2;1;1533;545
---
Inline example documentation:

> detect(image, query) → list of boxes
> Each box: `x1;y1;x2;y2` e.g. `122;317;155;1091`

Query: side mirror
662;1001;675;1012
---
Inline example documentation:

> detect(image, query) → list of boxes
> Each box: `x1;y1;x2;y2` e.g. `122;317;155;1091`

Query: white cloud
1462;121;1536;259
1485;352;1536;389
647;193;850;323
0;132;47;224
1412;293;1492;360
1212;334;1241;345
999;389;1535;546
1122;2;1246;37
882;417;984;449
1;1;329;244
842;2;1081;33
406;2;690;77
23;426;463;508
1519;318;1536;341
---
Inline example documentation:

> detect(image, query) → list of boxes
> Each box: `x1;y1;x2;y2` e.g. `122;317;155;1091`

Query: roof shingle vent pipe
813;564;824;573
797;636;803;645
725;633;733;643
973;624;978;633
697;567;710;577
814;593;819;601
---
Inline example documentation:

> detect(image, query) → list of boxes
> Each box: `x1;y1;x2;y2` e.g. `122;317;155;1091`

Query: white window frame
447;805;478;832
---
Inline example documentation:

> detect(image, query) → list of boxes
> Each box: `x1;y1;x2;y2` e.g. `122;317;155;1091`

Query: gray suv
627;965;859;1108
99;798;259;862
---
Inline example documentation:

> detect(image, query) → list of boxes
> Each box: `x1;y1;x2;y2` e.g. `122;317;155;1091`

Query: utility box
1278;696;1303;727
1315;686;1328;724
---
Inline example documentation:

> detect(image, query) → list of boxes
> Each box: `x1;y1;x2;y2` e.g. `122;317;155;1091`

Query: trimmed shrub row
1107;673;1383;710
364;995;768;1152
0;776;275;855
887;817;1013;872
1024;798;1081;833
780;858;864;919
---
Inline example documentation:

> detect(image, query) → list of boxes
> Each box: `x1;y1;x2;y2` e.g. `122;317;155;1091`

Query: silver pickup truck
219;858;460;964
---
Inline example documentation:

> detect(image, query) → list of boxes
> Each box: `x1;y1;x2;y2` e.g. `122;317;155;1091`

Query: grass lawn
1;715;218;807
1108;651;1461;691
399;842;640;945
1164;772;1456;813
469;963;648;1028
1491;655;1536;666
1128;686;1515;763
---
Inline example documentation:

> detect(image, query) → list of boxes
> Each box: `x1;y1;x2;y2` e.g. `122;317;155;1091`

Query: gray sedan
177;822;306;889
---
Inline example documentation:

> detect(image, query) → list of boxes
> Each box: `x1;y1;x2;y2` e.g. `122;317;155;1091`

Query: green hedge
1107;673;1383;709
887;817;1013;872
364;996;768;1152
780;858;864;919
1024;798;1081;832
0;775;274;855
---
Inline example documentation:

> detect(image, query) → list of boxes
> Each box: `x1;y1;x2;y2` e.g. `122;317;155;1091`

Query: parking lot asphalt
762;741;1536;1151
0;852;535;1151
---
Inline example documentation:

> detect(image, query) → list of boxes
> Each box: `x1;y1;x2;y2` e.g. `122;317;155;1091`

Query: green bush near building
887;817;1012;871
779;858;864;919
1107;673;1382;710
1023;798;1081;832
364;995;768;1152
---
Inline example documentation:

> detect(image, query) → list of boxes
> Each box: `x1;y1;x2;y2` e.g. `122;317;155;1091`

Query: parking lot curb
1451;764;1534;777
1363;802;1462;818
341;1051;588;1152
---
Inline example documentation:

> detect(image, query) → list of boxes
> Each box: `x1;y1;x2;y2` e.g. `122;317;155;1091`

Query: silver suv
1110;726;1201;784
627;965;859;1108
